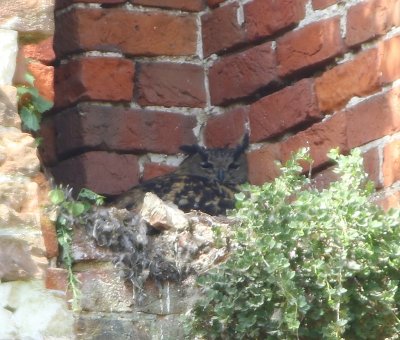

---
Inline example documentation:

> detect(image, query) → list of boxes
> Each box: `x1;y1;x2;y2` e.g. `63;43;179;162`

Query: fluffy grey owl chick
112;134;249;215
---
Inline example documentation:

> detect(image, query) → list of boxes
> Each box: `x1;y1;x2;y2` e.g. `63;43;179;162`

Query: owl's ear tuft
180;144;208;159
233;133;249;159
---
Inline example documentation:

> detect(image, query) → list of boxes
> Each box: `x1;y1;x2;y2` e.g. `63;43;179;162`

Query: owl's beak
217;170;225;182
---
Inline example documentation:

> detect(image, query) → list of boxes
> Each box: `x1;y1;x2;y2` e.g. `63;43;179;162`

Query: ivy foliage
186;148;400;339
48;187;105;311
17;71;52;132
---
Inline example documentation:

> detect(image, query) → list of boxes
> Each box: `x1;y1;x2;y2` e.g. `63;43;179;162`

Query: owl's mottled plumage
112;135;249;215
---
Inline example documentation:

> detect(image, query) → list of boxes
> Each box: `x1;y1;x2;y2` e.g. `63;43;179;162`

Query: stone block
0;236;46;281
0;0;54;34
0;280;74;339
0;29;17;86
0;85;20;128
0;127;40;176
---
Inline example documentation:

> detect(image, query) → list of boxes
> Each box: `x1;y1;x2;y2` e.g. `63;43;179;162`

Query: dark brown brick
54;104;197;156
209;42;277;105
244;0;307;41
54;57;134;109
249;78;321;142
137;62;206;108
54;8;197;57
142;163;177;181
202;3;246;57
51;151;140;195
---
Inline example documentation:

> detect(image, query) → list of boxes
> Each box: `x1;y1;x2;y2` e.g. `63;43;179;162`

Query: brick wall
45;0;400;209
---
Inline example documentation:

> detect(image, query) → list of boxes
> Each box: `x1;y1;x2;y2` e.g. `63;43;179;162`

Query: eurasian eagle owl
112;134;249;215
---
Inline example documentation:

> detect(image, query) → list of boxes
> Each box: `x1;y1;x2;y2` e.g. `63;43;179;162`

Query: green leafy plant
48;187;105;311
186;148;400;339
17;71;52;132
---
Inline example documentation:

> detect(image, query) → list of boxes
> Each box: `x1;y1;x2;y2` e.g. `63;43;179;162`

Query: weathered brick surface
311;167;339;191
142;163;177;181
280;112;348;169
376;190;400;210
55;8;197;57
55;0;125;10
249;78;321;142
383;140;400;187
315;48;381;112
209;42;277;105
345;0;400;47
54;57;134;109
204;107;249;148
51;151;140;195
346;87;400;149
312;0;338;10
41;215;59;258
277;17;345;77
202;3;246;57
207;0;224;7
54;104;197;156
379;35;400;84
244;0;306;41
131;0;205;11
363;147;382;188
21;37;55;65
247;144;281;185
45;268;68;292
137;62;206;108
28;62;54;102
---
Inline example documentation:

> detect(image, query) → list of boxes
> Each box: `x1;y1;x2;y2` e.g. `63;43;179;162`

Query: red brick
54;8;197;57
375;189;400;210
244;0;306;41
346;87;400;149
277;17;345;77
345;0;400;47
55;0;125;10
137;62;206;108
21;37;55;65
51;151;140;195
131;0;205;11
315;48;381;112
207;0;224;7
28;62;54;102
312;0;338;10
247;144;281;185
363;147;382;188
202;3;246;57
41;215;59;258
142;163;177;181
379;35;400;84
209;42;277;105
45;268;68;292
54;104;197;156
204;107;249;148
280;112;348;169
249;78;321;142
54;57;134;109
383;140;400;187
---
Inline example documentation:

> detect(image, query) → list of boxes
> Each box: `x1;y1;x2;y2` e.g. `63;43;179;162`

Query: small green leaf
70;202;86;216
49;189;66;205
32;95;53;113
24;72;35;86
20;106;40;131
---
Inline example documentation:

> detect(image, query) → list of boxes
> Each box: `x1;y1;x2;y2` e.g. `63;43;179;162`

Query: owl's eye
228;163;239;169
201;162;213;169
